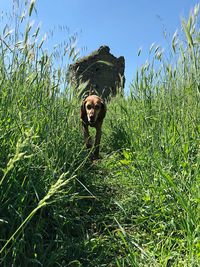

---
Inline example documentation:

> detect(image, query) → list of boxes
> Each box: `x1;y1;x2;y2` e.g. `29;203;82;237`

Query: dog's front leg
83;124;92;149
93;124;102;159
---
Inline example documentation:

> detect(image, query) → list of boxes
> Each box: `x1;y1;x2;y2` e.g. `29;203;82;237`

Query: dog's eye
86;105;92;110
95;105;100;110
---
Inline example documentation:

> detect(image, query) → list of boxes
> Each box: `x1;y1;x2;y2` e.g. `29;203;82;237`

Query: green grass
0;2;200;266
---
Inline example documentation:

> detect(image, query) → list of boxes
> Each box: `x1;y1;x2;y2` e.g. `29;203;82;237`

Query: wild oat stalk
0;128;37;186
0;171;75;256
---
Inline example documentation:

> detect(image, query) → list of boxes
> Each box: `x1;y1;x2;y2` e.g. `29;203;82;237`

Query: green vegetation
0;2;199;266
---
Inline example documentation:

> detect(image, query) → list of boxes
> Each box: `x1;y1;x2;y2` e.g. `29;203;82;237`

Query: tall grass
101;5;200;266
0;1;86;266
0;1;199;266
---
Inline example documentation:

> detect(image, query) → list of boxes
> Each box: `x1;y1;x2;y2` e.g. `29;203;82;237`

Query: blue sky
0;0;199;90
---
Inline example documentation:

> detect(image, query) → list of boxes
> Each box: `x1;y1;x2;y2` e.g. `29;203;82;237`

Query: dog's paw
86;143;92;149
90;153;101;161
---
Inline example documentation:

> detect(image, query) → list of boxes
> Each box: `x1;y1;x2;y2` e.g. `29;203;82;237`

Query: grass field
0;2;199;266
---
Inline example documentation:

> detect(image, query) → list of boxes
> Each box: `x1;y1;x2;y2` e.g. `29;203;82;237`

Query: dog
81;95;106;160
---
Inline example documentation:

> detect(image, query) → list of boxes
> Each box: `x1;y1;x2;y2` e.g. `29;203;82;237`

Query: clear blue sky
0;0;199;90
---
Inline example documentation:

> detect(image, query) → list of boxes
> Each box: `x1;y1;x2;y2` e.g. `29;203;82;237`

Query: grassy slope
0;3;200;267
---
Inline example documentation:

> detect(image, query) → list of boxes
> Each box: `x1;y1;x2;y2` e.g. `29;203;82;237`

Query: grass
0;1;200;266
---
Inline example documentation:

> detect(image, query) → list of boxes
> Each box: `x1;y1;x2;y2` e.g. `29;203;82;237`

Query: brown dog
81;95;106;160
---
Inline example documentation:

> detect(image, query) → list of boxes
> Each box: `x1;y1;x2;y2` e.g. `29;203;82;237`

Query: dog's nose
89;115;95;122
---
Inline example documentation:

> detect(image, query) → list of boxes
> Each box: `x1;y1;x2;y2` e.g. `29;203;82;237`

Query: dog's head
81;95;106;124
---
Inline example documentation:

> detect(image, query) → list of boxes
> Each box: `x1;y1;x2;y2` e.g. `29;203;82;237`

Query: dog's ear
80;100;87;122
98;100;107;121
